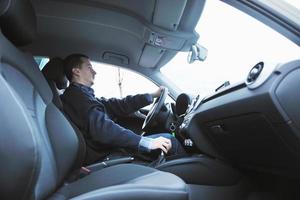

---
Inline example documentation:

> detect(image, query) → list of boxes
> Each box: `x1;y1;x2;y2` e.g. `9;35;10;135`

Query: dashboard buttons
184;139;193;147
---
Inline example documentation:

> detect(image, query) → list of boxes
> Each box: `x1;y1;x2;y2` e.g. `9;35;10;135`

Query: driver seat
0;0;188;199
42;57;89;168
42;58;141;166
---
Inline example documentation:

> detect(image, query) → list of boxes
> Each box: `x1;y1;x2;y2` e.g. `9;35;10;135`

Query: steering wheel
142;87;168;131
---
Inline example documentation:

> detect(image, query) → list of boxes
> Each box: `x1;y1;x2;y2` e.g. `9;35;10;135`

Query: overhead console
188;60;300;177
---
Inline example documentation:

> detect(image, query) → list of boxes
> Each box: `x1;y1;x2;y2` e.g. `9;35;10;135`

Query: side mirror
188;44;208;63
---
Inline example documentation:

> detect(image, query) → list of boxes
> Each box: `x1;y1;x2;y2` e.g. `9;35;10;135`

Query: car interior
1;0;300;200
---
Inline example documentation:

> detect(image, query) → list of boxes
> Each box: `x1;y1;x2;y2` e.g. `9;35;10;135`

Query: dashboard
179;60;300;177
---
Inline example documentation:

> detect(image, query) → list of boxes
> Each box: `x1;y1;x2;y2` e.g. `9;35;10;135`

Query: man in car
61;54;186;161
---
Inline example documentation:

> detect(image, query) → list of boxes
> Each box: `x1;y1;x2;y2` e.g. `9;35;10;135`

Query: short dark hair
64;54;89;81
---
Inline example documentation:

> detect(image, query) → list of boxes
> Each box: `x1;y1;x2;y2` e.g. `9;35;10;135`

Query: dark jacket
61;83;153;151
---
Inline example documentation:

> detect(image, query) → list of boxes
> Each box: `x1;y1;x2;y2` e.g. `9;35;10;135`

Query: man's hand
150;136;172;154
151;86;165;98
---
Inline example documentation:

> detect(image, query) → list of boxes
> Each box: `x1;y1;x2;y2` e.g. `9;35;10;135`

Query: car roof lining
23;0;204;71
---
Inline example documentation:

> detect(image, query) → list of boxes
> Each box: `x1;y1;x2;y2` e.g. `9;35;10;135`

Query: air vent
246;62;264;84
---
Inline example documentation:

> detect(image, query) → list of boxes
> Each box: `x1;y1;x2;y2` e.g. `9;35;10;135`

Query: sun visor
153;0;187;31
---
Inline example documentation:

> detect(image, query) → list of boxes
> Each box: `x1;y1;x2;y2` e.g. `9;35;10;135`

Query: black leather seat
0;1;188;199
41;57;68;111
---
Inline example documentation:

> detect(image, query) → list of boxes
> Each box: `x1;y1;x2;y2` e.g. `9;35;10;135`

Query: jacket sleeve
87;107;143;150
99;93;153;117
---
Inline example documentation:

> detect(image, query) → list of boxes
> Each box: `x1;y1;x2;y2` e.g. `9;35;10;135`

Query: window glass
92;62;158;100
34;56;49;70
282;0;300;10
161;0;300;96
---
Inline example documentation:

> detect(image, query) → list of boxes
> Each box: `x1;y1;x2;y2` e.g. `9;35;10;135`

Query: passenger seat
0;0;188;199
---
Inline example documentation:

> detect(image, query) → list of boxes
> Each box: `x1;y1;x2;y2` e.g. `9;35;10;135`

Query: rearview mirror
187;44;208;63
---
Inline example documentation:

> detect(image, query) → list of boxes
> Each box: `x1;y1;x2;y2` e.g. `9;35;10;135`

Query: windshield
282;1;300;10
161;0;300;96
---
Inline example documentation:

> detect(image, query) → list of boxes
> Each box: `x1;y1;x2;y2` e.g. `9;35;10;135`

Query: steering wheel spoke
142;88;168;131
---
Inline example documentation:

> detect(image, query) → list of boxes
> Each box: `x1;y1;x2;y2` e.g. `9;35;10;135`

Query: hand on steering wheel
142;87;168;131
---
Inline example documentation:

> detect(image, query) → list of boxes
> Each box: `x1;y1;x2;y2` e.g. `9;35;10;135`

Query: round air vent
246;62;264;84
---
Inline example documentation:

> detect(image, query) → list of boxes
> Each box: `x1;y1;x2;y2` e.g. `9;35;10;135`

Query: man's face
74;57;96;86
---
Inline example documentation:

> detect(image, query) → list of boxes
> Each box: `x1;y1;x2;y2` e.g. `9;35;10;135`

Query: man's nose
92;69;96;75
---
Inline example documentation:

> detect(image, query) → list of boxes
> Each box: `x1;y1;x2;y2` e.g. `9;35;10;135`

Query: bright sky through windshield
161;0;300;96
283;1;300;10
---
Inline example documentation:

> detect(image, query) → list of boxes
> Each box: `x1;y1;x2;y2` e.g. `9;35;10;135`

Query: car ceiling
24;0;206;72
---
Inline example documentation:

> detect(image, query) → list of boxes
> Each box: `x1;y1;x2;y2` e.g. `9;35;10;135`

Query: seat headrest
42;58;68;90
0;0;37;46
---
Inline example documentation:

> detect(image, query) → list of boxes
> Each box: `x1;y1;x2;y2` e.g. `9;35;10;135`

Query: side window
92;62;158;99
91;62;175;108
34;56;49;70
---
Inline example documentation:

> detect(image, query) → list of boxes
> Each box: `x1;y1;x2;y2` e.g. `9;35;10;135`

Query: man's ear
72;68;80;77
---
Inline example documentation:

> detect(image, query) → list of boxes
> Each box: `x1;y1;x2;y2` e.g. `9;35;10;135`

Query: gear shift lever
157;150;166;165
149;150;166;168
